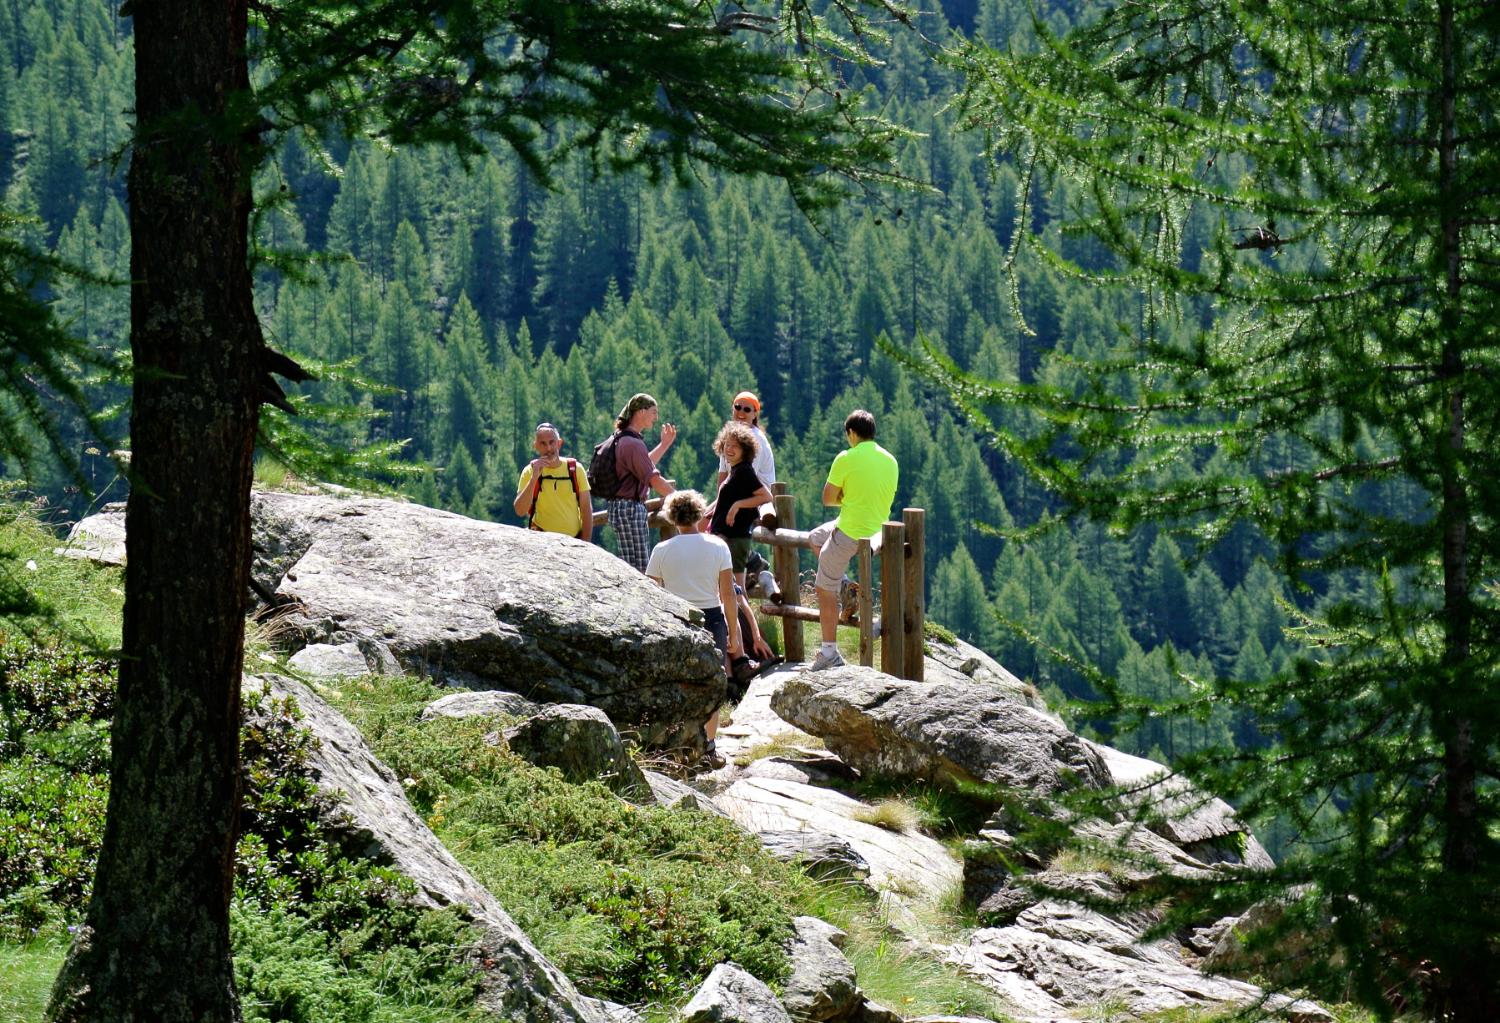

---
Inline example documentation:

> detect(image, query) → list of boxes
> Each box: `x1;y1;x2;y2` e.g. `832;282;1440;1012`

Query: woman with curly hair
646;489;742;767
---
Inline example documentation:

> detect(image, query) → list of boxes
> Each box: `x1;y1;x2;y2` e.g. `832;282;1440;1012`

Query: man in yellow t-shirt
513;422;593;540
808;409;899;671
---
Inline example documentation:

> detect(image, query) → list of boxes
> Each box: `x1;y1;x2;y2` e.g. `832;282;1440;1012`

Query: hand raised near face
659;422;678;446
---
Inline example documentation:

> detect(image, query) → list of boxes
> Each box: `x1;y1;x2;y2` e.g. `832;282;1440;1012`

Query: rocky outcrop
772;666;1109;794
499;704;649;796
922;635;1049;714
257;491;726;749
715;774;963;913
248;674;608;1023
680;963;793;1023
1088;743;1273;869
949;901;1330;1023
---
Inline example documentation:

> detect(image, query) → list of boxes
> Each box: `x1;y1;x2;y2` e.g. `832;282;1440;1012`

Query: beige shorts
810;521;860;592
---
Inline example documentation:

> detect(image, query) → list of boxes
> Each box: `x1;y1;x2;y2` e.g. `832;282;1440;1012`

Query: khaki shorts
810;521;860;592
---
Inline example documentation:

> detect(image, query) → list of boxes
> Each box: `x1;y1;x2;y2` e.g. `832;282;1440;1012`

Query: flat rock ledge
251;674;608;1023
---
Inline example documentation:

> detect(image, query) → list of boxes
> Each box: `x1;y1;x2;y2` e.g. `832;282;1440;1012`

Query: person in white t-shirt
716;390;775;493
646;490;742;768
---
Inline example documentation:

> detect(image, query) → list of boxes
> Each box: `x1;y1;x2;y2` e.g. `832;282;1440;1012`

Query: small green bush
0;640;114;936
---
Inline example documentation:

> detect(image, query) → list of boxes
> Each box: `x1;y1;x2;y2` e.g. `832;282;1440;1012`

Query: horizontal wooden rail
758;603;821;623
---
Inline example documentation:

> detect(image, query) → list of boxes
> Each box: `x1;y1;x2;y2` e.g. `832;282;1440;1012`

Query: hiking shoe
699;742;726;770
808;648;846;671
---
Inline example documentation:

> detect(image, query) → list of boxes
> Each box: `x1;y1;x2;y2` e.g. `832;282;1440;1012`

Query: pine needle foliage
0;207;120;489
896;1;1500;1017
249;0;923;216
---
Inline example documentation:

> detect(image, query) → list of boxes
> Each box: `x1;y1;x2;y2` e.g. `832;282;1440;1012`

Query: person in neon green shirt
807;409;898;670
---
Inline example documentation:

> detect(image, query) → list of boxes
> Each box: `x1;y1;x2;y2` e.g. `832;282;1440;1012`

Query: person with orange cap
716;390;775;491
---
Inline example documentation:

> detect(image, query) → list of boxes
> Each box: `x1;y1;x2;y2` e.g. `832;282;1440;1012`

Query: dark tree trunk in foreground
48;1;258;1019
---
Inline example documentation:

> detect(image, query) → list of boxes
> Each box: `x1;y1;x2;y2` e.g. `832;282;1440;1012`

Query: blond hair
662;489;708;528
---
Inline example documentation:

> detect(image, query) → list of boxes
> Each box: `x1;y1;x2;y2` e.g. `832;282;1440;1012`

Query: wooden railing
591;481;925;680
750;483;925;682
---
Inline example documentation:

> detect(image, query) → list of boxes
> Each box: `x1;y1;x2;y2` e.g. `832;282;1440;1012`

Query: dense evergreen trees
918;0;1500;1013
4;0;1310;784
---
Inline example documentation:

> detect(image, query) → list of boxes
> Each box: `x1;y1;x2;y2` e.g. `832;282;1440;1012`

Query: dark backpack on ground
588;431;623;499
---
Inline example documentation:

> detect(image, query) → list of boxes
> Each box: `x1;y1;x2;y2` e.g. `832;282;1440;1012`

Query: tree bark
48;1;257;1019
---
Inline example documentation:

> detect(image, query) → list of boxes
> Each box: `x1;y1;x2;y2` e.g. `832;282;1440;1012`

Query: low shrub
327;674;800;1004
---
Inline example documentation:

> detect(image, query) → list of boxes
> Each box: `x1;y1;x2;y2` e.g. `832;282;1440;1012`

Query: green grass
732;731;825;767
0;506;123;649
0;936;67;1023
795;882;1013;1021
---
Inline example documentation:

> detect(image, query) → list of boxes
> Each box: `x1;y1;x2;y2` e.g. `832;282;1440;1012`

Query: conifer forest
3;0;1498;1010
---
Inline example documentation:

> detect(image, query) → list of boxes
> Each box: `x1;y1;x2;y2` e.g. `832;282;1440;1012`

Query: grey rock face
772;667;1109;793
922;635;1048;713
641;770;729;815
758;830;870;880
251;490;725;750
949;901;1330;1023
716;775;962;913
422;689;540;722
1088;742;1272;868
248;674;608;1023
781;917;861;1023
681;963;794;1023
500;704;649;796
58;503;128;566
286;641;373;678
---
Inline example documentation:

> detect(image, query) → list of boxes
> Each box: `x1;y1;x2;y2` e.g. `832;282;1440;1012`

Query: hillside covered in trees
0;0;1411;846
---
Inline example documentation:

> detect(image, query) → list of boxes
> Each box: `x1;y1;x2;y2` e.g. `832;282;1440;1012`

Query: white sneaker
809;648;846;671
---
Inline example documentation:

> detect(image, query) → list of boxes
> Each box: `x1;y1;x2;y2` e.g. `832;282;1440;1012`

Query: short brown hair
713;421;759;463
844;409;876;440
662;489;708;528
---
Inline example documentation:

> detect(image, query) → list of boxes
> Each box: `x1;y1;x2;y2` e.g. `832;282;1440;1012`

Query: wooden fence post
902;507;925;682
857;539;873;667
881;521;906;676
771;486;804;664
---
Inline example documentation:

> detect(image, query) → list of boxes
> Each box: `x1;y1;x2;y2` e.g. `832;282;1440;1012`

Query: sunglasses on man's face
733;404;755;414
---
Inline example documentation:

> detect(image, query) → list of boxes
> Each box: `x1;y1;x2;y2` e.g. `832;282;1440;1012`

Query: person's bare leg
818;586;839;644
706;709;719;741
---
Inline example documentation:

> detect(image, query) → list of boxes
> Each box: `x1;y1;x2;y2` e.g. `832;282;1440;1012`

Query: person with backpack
591;392;676;571
514;422;592;540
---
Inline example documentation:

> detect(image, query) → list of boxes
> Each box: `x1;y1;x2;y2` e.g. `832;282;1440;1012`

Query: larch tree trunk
48;1;258;1019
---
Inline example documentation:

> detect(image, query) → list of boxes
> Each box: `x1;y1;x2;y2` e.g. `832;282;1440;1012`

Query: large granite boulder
254;490;725;750
772;666;1109;794
247;674;608;1023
